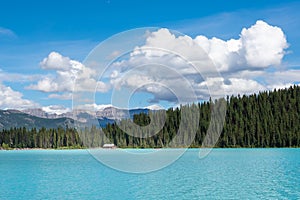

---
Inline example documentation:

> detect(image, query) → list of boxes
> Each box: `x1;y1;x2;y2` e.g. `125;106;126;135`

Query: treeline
220;85;300;147
1;85;300;149
0;127;83;149
101;85;300;148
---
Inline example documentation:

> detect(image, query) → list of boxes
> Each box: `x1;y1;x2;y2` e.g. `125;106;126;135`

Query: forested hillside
1;85;299;149
0;127;82;149
101;85;300;148
0;109;74;130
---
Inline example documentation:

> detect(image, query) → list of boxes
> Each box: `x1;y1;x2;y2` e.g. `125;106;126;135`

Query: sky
0;0;300;113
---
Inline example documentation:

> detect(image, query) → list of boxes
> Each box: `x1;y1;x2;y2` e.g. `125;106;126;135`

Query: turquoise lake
0;149;299;199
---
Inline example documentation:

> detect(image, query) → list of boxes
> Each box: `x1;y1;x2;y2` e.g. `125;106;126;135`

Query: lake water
0;149;299;199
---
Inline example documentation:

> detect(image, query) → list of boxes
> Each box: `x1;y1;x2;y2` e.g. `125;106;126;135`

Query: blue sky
0;0;300;112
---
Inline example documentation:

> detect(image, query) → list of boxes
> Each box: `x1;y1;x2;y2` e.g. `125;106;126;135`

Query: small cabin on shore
103;143;116;149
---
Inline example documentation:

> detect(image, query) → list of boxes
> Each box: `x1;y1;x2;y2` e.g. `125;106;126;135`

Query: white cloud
108;20;289;103
194;20;288;71
194;77;266;99
267;69;300;84
240;20;288;67
40;52;73;71
27;52;110;93
28;76;62;92
145;104;164;110
42;105;71;115
223;78;266;95
25;21;293;105
263;69;300;90
120;20;287;74
0;83;38;109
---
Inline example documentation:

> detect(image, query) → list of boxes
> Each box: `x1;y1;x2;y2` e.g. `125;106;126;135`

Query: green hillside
0;110;73;130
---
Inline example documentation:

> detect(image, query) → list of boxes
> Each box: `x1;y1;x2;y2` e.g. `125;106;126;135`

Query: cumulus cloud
199;20;288;70
27;52;110;93
107;20;289;103
118;20;287;73
240;20;288;67
0;83;37;109
40;52;73;71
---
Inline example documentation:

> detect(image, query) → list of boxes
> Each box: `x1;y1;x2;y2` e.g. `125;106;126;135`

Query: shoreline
1;147;299;151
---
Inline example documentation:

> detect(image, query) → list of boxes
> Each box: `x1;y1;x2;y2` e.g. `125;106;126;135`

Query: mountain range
0;106;157;130
0;109;74;130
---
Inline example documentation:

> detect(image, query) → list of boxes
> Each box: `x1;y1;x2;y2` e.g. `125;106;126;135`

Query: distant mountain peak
0;105;163;129
145;104;164;110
